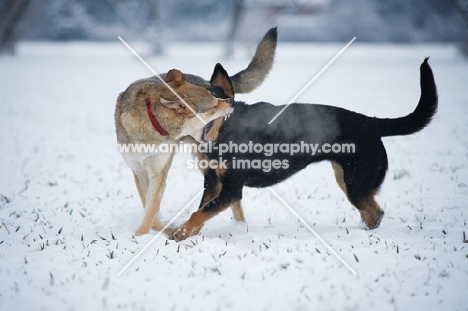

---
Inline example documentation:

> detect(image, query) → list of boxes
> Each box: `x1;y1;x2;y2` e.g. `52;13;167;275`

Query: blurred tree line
1;0;467;55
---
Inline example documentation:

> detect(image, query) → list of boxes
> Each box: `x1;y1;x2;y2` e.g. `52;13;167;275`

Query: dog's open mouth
202;120;215;141
202;113;231;141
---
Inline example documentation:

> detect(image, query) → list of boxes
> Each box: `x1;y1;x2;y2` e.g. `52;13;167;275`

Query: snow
1;42;467;311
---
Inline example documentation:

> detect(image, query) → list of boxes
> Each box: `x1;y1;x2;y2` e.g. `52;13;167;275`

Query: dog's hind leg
332;146;388;229
332;161;347;195
231;201;245;222
353;193;384;229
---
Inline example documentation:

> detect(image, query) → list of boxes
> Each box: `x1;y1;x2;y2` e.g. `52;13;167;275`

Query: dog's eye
207;90;217;97
207;89;233;104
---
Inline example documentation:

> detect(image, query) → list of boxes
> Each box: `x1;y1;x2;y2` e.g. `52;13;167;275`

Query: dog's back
169;59;438;240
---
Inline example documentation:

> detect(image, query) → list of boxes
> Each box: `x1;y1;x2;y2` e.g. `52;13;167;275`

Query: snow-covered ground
1;41;467;311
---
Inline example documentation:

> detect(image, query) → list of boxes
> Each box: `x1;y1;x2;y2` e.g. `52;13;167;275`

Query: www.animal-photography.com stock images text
1;1;467;310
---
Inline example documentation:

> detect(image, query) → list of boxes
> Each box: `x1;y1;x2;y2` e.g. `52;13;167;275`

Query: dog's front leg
199;168;245;222
133;172;148;207
134;153;174;236
169;176;244;241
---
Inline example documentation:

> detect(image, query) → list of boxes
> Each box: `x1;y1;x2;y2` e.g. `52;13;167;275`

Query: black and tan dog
170;58;438;241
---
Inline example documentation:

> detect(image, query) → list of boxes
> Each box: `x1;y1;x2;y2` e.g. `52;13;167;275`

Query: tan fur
215;163;228;179
332;162;383;229
170;210;217;241
200;180;221;208
204;117;224;142
115;70;232;145
195;158;244;223
170;194;242;241
115;69;233;236
356;194;383;229
231;201;245;222
170;201;244;241
331;161;347;194
133;173;147;206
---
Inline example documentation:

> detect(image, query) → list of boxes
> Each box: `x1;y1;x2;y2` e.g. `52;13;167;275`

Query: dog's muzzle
202;108;233;142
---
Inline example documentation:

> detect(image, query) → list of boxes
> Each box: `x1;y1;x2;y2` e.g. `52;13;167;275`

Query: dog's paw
134;225;150;236
168;223;203;241
362;209;385;230
168;226;189;242
151;219;169;232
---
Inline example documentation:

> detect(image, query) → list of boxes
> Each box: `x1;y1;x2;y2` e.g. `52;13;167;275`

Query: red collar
145;98;169;136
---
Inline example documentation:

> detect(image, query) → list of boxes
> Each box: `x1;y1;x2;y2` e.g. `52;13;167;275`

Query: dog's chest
121;152;172;173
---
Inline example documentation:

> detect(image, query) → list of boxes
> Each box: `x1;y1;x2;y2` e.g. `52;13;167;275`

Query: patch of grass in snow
106;250;114;259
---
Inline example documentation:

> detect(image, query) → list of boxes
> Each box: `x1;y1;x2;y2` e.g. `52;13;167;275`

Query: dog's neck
145;97;169;136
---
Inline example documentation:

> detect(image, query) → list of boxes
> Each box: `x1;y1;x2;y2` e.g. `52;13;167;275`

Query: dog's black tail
378;58;438;137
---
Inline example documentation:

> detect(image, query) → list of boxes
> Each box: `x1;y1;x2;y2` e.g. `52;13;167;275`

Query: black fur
196;59;438;230
378;58;438;137
209;63;235;99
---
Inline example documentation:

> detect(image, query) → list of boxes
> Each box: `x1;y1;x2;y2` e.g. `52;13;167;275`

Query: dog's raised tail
229;27;278;94
378;58;438;137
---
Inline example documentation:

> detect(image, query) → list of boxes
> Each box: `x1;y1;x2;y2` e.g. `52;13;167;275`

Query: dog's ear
165;69;185;87
210;63;234;98
159;97;190;114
